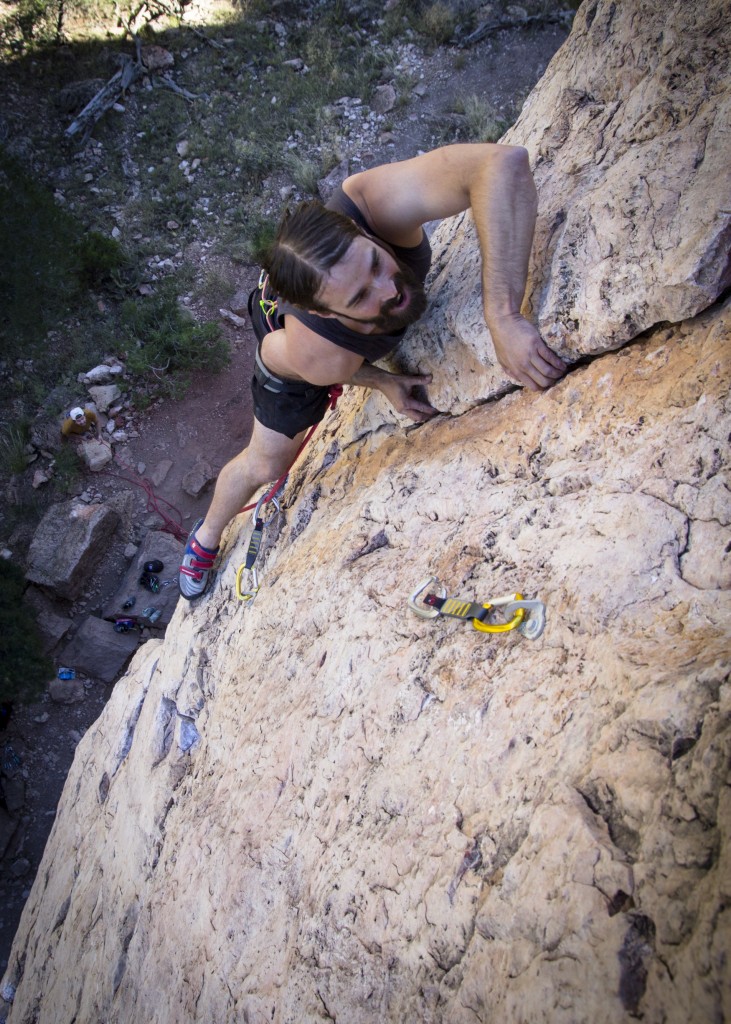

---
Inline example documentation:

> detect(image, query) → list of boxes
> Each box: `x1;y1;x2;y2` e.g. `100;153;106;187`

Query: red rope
97;380;342;537
239;384;343;514
99;449;188;541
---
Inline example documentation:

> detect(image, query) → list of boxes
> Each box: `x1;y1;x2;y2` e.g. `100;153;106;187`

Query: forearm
348;363;437;422
347;363;394;389
470;146;537;327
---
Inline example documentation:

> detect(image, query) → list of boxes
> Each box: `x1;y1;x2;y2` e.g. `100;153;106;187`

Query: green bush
119;281;229;378
74;231;129;289
0;561;53;704
52;443;83;493
420;2;456;45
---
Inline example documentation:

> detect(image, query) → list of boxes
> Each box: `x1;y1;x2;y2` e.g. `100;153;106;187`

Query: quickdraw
408;576;546;640
235;492;281;603
258;270;278;333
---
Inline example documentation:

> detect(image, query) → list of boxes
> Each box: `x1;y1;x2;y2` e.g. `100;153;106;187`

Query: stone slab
25;501;120;600
58;616;140;684
101;530;183;628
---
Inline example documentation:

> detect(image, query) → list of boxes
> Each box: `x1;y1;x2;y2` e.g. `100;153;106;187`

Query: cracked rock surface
3;302;729;1024
2;1;730;1021
403;0;731;415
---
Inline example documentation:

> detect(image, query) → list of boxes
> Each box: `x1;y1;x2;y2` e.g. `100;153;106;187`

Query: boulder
79;439;113;471
317;158;349;202
47;676;86;704
370;83;396;114
181;457;215;497
25;500;120;600
87;384;121;413
29;419;62;455
57;616;140;684
82;363;124;385
22;588;71;652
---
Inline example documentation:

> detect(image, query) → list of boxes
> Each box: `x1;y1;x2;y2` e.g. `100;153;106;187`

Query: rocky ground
0;6;572;973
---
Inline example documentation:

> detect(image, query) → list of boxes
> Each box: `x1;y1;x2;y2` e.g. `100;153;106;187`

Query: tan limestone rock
3;301;729;1024
4;4;731;1022
395;0;731;415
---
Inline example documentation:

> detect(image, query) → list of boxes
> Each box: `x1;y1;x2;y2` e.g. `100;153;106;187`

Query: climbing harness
408;576;546;640
236;492;281;602
234;272;344;600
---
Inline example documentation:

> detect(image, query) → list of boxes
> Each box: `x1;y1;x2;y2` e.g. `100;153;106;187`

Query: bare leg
195;419;307;550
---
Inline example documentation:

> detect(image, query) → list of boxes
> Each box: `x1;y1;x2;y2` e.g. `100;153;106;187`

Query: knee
221;446;284;488
248;449;289;485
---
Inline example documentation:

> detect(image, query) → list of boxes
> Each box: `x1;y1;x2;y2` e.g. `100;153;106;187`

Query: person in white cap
61;406;101;439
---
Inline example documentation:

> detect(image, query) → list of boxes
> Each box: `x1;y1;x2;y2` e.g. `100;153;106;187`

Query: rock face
24;501;120;600
3;3;730;1023
400;0;731;415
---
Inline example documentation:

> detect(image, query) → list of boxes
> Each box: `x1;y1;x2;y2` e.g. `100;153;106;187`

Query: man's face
74;413;85;426
315;235;427;332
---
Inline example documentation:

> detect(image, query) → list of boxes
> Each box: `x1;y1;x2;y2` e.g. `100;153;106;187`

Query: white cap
70;407;85;420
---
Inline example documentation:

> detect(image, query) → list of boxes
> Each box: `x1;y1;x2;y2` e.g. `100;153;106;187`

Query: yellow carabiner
472;591;525;633
236;564;259;602
473;605;525;633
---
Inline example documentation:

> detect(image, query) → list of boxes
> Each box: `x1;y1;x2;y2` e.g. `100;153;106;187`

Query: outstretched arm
348;363;437;423
344;144;566;390
470;146;566;390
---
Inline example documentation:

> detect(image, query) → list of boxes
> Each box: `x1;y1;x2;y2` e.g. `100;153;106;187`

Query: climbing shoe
179;519;219;601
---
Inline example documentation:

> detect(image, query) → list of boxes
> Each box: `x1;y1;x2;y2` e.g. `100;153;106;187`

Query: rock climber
179;142;566;600
61;405;102;440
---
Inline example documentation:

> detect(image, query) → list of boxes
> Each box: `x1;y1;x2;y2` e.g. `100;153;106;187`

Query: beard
369;259;428;333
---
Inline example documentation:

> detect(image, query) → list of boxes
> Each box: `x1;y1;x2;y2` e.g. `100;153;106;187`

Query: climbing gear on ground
57;667;76;680
122;596;136;610
408;576;546;640
236;493;281;602
114;617;138;633
142;606;162;623
179;518;220;601
144;559;164;574
139;572;160;593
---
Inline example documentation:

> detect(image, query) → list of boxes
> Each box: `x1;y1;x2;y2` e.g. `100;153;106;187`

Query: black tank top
277;187;432;362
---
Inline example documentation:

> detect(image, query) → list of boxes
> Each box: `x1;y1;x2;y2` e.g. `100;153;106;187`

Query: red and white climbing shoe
179;519;219;601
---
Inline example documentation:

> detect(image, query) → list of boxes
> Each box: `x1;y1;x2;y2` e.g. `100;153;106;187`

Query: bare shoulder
343;143;525;246
281;316;363;386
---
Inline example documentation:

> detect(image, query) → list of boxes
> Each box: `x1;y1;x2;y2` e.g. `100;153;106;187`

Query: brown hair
263;200;363;311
